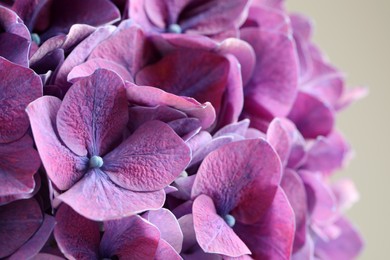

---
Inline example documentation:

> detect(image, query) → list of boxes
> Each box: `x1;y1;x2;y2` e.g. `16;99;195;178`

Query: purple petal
0;173;41;206
126;83;216;129
0;198;43;258
57;69;128;156
58;169;165;221
155;239;182;260
68;58;134;83
281;169;307;252
287;91;335;139
144;208;183;253
0;32;30;67
336;86;368;111
234;188;295;260
26;96;87;191
178;214;197;253
54;204;100;259
89;21;150;76
55;25;115;88
103;120;190;192
9;214;55;260
0;57;42;143
302;130;350;174
242;28;298;118
217;38;256;85
245;5;291;34
42;0;120;39
315;217;364;260
214;119;250;138
136;49;229;117
179;0;250;36
0;134;40;197
101;215;160;259
331;178;360;211
0;6;30;40
192;139;281;224
299;170;337;225
193;194;251;257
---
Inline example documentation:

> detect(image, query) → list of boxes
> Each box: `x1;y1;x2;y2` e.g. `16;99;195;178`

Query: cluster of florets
0;0;365;259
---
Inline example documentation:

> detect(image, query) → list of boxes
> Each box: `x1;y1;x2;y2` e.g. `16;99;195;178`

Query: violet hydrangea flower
27;69;191;220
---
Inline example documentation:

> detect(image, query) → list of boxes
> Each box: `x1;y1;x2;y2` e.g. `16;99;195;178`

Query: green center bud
89;155;104;168
224;214;236;227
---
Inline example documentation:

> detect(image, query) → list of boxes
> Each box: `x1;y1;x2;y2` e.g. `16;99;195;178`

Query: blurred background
286;1;390;259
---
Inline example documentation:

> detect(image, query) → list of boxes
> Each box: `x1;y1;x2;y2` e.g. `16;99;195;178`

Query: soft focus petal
281;169;307;252
288;92;335;139
0;198;43;258
192;139;281;224
9;214;55;260
54;204;100;259
57;169;165;221
314;217;364;260
0;134;40;197
0;57;42;143
193;194;251;257
26;96;87;191
103;120;190;192
57;69;128;156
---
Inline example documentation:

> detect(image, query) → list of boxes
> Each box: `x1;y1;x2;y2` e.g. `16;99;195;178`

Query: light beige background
287;1;390;259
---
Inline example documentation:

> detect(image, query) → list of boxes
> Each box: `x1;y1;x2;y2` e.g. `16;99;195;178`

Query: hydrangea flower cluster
0;0;366;259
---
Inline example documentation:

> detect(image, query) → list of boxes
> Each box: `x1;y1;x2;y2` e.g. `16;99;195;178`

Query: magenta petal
58;169;165;221
101;215;160;259
0;198;43;258
281;169;307;252
155;239;182;260
0;57;42;143
26;96;87;191
144;208;183;253
315;217;364;260
68;58;134;83
242;28;298;117
214;119;250;138
288;91;335;139
43;0;119;38
55;25;115;87
57;69;128;156
89;21;149;76
193;195;251;257
332;178;360;211
192;139;281;224
178;214;197;252
54;204;100;259
303;130;350;174
0;134;40;197
136;50;229;115
234;188;295;260
9;214;55;260
218;38;256;86
180;0;250;36
0;32;30;67
299;170;337;224
127;83;216;129
103;120;190;192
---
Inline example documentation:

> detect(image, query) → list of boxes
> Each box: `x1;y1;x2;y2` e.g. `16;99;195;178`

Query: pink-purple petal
192;139;281;224
144;208;183;253
0;134;40;197
57;169;165;221
0;57;42;143
26;96;87;191
54;204;100;259
101;215;160;259
234;188;295;260
0;198;43;258
193;194;251;257
287;91;335;139
57;69;128;156
103;120;190;192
